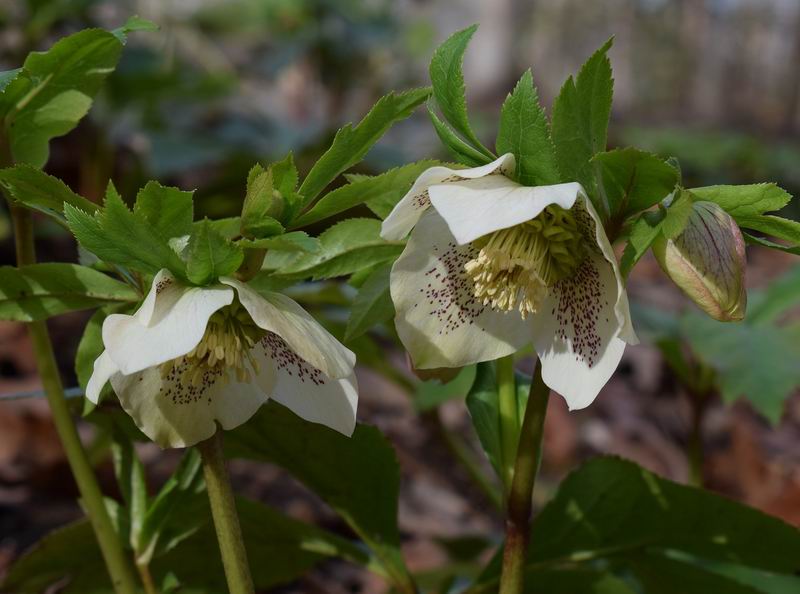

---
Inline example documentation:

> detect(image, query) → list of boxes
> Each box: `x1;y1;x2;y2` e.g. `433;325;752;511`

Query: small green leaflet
65;182;189;278
429;25;494;160
112;15;159;42
593;147;678;223
551;38;614;219
185;219;244;285
0;164;98;221
297;87;431;206
239;230;320;252
133;181;194;240
294;159;441;227
345;262;394;341
496;69;559;186
619;210;665;277
689;183;791;218
0;29;122;167
427;102;491;167
660;189;694;239
241;164;286;239
269;218;404;280
0;263;138;322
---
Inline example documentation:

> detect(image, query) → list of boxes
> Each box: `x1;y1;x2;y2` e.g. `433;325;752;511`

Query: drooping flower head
88;270;358;448
381;154;637;409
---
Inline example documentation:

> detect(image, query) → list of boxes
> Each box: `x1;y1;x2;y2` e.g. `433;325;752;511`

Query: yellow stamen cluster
160;301;264;386
464;204;585;318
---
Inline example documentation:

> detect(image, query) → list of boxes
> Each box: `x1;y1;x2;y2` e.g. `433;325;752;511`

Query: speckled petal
221;277;355;380
531;251;627;410
380;153;515;241
429;178;584;245
254;333;358;436
390;209;533;369
111;359;272;449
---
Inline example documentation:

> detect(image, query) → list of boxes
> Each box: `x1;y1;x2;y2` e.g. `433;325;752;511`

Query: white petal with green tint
255;333;358;436
380;153;515;241
222;277;355;379
390;209;533;369
103;280;234;375
429;177;584;245
85;350;117;404
111;359;273;448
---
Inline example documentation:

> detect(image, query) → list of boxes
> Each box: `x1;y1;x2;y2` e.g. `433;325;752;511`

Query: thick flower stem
10;206;139;594
496;355;519;492
197;430;255;594
498;362;550;594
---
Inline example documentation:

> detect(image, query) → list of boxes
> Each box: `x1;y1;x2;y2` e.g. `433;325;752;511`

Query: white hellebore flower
87;270;358;448
381;154;638;410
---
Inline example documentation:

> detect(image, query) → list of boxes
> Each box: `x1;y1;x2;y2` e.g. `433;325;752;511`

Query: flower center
160;301;264;386
463;204;585;318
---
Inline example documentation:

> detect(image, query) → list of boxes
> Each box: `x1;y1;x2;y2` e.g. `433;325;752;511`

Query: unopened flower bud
653;201;746;321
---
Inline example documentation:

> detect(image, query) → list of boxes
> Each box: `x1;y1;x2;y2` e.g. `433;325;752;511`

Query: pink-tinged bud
653;201;746;321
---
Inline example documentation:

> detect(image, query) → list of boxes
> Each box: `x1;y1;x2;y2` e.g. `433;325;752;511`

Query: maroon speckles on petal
421;242;486;335
551;259;607;368
155;277;172;294
412;189;430;210
261;332;326;386
161;360;223;405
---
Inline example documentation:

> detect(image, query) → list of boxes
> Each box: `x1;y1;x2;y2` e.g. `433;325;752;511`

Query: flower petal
380;153;515;241
254;333;358;436
111;361;272;448
577;193;638;345
103;283;234;375
85;351;117;404
391;209;533;369
429;178;584;245
221;278;355;380
532;252;627;410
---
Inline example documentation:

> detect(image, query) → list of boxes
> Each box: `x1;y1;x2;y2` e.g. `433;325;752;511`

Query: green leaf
294;160;441;228
736;214;800;245
0;68;21;92
239;230;320;252
226;402;413;589
297;87;431;205
271;218;404;280
748;266;800;325
185;219;244;285
112;15;159;42
496;69;559;186
524;569;636;594
551;38;614;217
465;362;505;479
743;232;800;256
620;209;666;277
689;183;792;218
0;263;138;322
110;432;147;552
0;164;98;220
470;456;800;594
241;164;287;238
427;103;491;167
345;262;394;341
681;314;800;423
133;181;194;241
594;148;678;220
429;25;493;160
65;183;187;277
0;29;123;167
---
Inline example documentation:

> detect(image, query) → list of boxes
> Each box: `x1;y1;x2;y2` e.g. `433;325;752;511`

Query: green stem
498;361;550;594
136;560;159;594
10;206;139;594
197;430;255;594
496;355;519;492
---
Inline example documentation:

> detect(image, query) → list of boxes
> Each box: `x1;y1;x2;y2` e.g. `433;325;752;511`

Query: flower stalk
10;205;139;594
498;361;550;594
197;430;255;594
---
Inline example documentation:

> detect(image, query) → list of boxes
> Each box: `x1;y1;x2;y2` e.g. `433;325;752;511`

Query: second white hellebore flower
87;270;358;448
381;154;637;410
